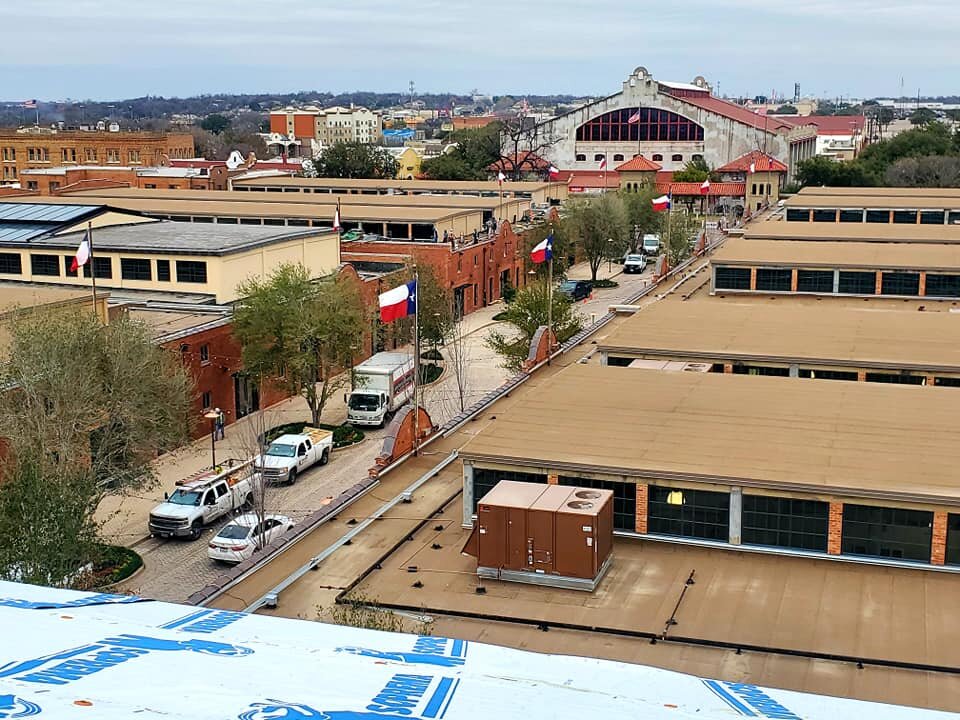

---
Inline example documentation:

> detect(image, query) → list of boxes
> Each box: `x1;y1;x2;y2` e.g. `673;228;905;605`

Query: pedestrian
443;229;449;244
215;409;225;440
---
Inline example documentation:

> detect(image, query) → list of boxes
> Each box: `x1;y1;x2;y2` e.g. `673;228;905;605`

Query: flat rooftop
127;306;230;343
744;219;960;243
793;187;960;199
598;300;960;371
231;175;561;193
33;220;331;255
460;363;960;504
784;189;960;210
0;282;102;313
712;236;960;271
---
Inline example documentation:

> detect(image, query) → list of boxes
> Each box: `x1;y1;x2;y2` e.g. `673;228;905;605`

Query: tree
419;152;481;181
909;108;938;126
486;283;583;372
562;195;630;282
672;157;718;183
233;264;366;427
884;156;960;188
313;142;399;179
415;264;453;357
498;114;561;180
200;113;232;135
620;187;664;251
0;309;192;587
663;212;700;266
774;105;799;115
421;123;502;180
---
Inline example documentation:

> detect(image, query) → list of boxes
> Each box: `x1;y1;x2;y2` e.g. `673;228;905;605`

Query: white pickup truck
149;463;257;541
254;427;333;485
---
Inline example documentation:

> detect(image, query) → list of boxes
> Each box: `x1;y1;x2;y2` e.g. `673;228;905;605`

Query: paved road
120;263;656;601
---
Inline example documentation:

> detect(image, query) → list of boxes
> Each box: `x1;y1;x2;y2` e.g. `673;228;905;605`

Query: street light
607;238;614;274
203;408;219;471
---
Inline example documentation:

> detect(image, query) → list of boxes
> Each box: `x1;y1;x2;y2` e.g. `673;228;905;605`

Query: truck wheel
287;468;297;486
320;448;330;466
188;521;203;541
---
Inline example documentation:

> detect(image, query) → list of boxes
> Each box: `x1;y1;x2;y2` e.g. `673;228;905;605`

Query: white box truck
347;352;415;427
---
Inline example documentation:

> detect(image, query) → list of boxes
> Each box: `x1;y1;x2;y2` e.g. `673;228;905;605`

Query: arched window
594;154;605;162
576;107;704;143
613;154;624;162
672;154;683;162
575;153;586;162
692;154;704;162
652;154;663;162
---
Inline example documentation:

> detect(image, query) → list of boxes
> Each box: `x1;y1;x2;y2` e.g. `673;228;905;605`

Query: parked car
558;280;593;302
622;253;647;274
149;465;257;541
207;513;295;564
254;427;333;485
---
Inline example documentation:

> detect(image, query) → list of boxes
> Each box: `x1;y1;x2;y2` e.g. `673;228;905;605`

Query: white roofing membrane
0;580;950;720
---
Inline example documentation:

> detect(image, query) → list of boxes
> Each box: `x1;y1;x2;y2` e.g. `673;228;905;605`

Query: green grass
592;279;619;289
266;421;365;448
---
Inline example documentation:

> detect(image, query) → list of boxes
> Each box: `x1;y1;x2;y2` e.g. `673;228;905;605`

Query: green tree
421;123;502;180
486;283;583;372
0;309;192;587
314;141;399;179
415;264;453;356
233;264;366;426
663;212;700;266
909;108;938;126
672;156;718;183
620;187;664;251
562;194;630;282
774;105;799;115
419;152;481;181
200;113;231;135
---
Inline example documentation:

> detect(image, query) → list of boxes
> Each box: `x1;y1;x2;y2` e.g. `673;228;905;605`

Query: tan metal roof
784;188;960;210
795;186;960;198
745;219;960;243
231;175;560;192
0;283;98;313
460;363;960;504
5;194;470;223
59;186;526;211
713;236;960;271
599;299;960;371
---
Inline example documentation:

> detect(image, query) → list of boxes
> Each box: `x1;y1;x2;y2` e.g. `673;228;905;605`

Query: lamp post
607;238;614;274
203;408;219;471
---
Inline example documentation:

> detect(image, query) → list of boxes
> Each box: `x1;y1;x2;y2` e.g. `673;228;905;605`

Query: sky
0;0;957;101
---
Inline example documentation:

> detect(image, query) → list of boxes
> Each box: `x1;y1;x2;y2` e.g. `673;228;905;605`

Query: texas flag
699;179;711;195
530;233;553;264
652;194;671;212
548;165;560;179
70;231;90;273
379;280;417;322
598;157;607;171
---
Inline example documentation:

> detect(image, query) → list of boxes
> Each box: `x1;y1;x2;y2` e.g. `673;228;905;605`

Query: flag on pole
530;234;553;264
627;109;642;124
378;280;417;322
548;165;560;179
70;231;90;273
497;171;506;184
20;99;37;109
332;201;341;231
652;194;671;212
700;179;711;195
598;157;607;171
748;162;756;174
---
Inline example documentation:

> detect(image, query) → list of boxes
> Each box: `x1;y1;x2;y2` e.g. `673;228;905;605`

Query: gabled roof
615;155;662;173
716;150;788;174
678;95;796;132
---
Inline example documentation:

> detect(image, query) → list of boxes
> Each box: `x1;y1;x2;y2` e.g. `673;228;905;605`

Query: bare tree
497;113;562;181
444;315;473;415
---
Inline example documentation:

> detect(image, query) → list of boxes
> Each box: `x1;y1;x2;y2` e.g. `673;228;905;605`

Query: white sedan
207;513;295;564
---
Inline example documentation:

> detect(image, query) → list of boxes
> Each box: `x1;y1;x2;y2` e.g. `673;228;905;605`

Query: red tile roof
615;155;662;173
565;171;621;190
678;96;795;132
716;150;788;174
655;181;746;197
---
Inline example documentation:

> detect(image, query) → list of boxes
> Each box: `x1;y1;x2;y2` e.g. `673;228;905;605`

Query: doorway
234;373;260;419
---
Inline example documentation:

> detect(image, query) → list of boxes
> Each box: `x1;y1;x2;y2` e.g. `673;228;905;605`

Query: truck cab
348;391;388;426
642;234;661;255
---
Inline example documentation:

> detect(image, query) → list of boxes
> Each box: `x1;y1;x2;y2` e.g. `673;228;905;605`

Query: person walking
215;409;226;440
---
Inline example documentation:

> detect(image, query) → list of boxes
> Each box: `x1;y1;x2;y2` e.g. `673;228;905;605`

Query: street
111;261;656;601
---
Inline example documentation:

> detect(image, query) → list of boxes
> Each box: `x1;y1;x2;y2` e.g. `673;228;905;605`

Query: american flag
627;109;642;124
20;99;37;109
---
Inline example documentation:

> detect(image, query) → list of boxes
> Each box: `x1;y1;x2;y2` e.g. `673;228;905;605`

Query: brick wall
635;483;648;534
931;511;948;565
827;501;843;555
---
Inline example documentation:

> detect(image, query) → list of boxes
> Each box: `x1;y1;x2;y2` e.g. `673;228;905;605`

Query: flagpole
546;249;553;366
412;266;420;456
87;222;99;322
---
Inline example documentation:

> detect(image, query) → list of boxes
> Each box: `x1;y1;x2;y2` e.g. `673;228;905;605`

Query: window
797;368;858;381
949;211;960;225
0;253;22;274
26;181;38;191
559;477;635;532
796;269;834;293
841;504;932;562
593;154;605;162
128;149;141;164
785;208;809;222
106;148;120;163
920;210;945;225
49;181;60;192
864;372;924;385
64;255;78;277
200;344;210;364
1;147;14;161
692;154;703;162
837;270;876;295
471;468;546;512
648;486;729;541
156;259;171;282
714;266;751;290
83;257;112;279
755;268;792;292
201;391;212;410
120;258;151;281
652;154;663;162
613;154;624;162
946;514;960;565
732;364;790;377
61;148;76;163
176;260;208;284
84;148;97;162
892;210;917;224
880;271;919;296
30;254;60;276
576;107;703;143
671;154;683;162
865;209;890;223
933;377;960;388
742;495;829;552
812;209;836;222
924;274;960;298
751;183;757;195
839;209;863;223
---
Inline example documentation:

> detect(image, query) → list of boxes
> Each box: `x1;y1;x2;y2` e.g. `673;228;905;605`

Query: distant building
269;105;383;150
0;128;194;184
387;146;423;179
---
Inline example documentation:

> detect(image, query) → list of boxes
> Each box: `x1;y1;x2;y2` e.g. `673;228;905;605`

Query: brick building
0;129;194;184
17;165;227;194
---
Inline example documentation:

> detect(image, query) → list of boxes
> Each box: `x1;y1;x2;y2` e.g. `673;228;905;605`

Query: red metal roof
679;96;795;132
804;115;866;135
614;155;662;173
565;171;621;190
655;181;746;197
716;150;788;174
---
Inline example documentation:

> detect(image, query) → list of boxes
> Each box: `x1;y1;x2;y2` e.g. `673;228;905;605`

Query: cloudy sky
1;0;955;101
